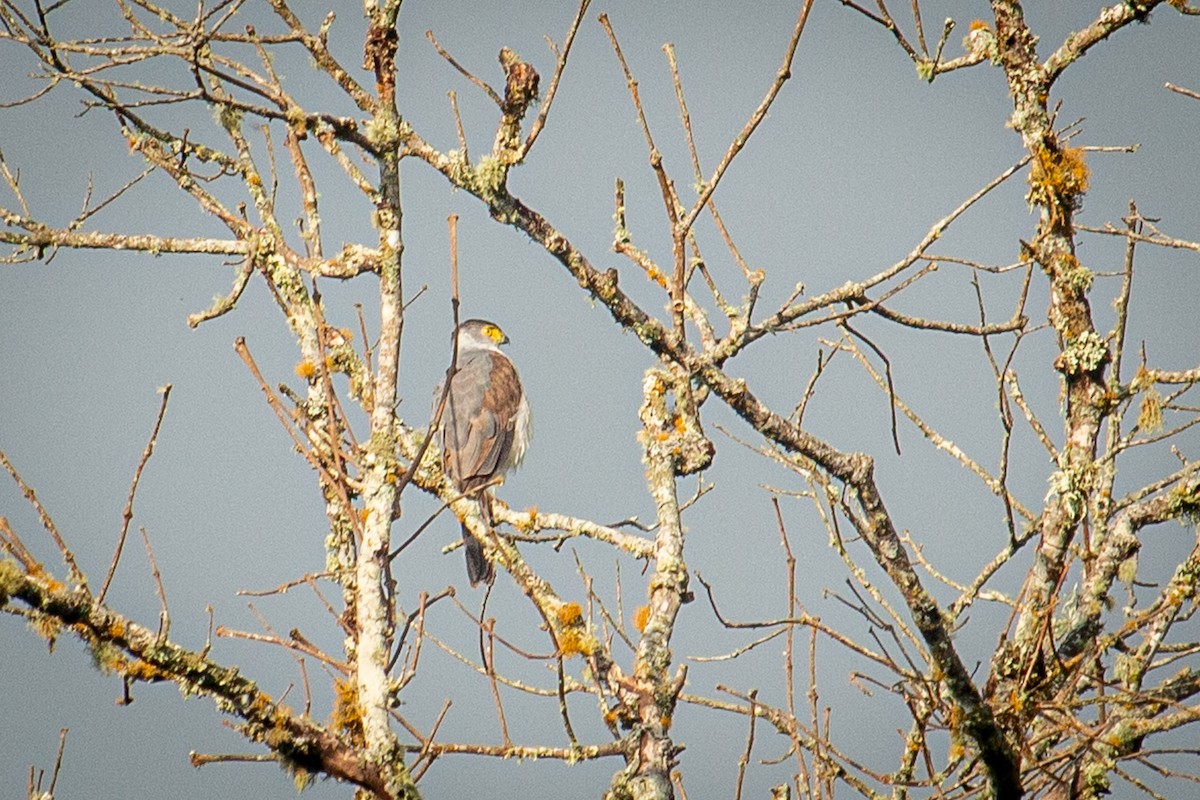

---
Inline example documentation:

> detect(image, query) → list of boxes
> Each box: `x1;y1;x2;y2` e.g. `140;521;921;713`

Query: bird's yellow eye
484;324;504;342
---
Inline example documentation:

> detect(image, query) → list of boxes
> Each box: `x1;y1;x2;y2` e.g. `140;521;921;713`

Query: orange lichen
250;692;275;716
557;601;583;626
295;360;317;379
512;506;539;533
555;602;594;657
125;658;167;682
557;627;597;658
329;677;365;744
30;568;66;596
633;605;651;633
1027;143;1090;222
969;19;990;31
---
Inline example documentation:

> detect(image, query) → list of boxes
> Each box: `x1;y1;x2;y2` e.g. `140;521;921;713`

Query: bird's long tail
461;499;495;586
461;526;494;586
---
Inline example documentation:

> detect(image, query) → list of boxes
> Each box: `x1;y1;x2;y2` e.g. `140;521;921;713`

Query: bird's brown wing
442;351;523;492
442;351;524;587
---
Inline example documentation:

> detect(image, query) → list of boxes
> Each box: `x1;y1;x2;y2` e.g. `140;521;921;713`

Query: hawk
436;319;531;585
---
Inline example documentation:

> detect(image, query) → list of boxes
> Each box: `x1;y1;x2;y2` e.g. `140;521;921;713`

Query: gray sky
3;2;1199;798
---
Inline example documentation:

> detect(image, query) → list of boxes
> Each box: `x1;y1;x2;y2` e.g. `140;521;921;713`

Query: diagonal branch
677;0;813;240
463;183;1020;795
1043;1;1173;83
0;562;389;797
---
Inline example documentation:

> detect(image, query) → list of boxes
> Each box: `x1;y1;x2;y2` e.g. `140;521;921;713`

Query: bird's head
457;318;510;353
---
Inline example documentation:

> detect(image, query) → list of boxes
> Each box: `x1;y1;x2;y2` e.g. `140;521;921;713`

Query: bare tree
3;2;1200;799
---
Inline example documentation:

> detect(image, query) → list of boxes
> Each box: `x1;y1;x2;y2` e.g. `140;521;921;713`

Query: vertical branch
733;689;758;800
357;3;411;795
1108;203;1140;387
990;3;1109;677
483;619;514;748
607;368;694;800
774;497;815;797
1095;203;1142;551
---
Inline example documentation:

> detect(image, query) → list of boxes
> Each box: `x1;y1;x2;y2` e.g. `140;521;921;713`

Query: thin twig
483;617;513;748
678;0;815;239
138;525;171;640
519;0;590;158
733;689;759;800
98;384;172;604
1165;81;1200;101
0;447;83;583
425;29;502;106
48;727;69;797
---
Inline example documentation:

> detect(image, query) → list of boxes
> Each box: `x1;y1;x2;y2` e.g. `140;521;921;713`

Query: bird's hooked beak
484;324;509;346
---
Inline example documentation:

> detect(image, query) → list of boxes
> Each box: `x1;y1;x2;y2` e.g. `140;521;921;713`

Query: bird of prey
436;319;531;585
